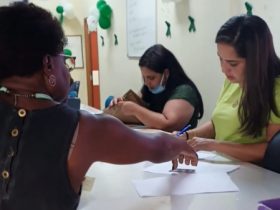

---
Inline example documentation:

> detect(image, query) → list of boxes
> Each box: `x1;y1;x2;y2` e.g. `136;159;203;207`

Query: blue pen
176;124;191;137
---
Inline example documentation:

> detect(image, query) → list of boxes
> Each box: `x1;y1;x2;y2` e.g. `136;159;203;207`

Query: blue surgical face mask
149;74;166;94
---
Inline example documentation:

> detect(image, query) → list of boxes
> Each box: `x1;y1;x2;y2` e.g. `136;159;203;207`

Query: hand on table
172;145;198;170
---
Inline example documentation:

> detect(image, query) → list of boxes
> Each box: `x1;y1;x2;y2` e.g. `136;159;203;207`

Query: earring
48;74;56;87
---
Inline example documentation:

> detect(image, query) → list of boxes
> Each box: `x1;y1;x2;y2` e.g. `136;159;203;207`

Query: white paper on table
132;172;239;197
197;151;233;162
197;151;217;160
144;161;240;175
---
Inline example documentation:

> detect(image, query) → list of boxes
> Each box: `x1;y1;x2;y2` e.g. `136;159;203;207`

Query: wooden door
84;18;101;109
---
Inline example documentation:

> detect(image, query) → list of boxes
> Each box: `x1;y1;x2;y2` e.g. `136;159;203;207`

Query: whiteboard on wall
126;0;157;58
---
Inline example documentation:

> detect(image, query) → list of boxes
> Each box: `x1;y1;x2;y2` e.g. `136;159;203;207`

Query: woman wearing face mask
110;44;204;132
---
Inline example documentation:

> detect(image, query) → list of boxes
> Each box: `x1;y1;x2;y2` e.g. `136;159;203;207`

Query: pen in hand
176;124;191;137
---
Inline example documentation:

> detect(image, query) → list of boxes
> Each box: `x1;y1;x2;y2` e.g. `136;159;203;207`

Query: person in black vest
0;3;197;210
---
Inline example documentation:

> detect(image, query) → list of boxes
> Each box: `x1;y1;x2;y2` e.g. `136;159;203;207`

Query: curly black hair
0;2;66;80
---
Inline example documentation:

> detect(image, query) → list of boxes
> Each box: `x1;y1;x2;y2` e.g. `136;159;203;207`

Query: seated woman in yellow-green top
178;15;280;163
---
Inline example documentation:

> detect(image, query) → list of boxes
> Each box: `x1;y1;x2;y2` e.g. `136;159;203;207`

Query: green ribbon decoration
245;2;253;15
100;36;104;46
114;34;118;45
188;16;196;32
165;21;171;37
56;5;64;24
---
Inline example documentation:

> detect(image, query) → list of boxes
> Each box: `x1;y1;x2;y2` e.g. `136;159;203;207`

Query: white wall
95;0;280;124
4;0;280;124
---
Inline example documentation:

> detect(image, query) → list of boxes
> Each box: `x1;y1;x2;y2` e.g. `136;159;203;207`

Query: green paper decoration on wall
188;16;196;32
245;2;253;15
100;36;104;46
165;21;171;37
96;0;112;30
114;34;118;45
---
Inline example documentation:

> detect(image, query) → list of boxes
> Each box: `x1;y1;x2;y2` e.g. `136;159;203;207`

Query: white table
80;104;103;114
77;159;280;210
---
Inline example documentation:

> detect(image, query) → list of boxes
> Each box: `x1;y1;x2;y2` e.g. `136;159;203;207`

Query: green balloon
100;4;112;19
56;5;64;14
97;0;106;10
99;17;111;29
63;48;72;56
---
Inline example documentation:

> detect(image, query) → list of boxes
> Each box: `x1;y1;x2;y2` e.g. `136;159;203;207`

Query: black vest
0;102;80;210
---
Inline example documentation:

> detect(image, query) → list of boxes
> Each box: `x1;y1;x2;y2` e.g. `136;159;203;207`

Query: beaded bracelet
185;131;189;140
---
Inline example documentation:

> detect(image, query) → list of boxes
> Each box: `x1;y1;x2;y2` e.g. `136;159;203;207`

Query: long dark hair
215;15;280;137
139;44;204;119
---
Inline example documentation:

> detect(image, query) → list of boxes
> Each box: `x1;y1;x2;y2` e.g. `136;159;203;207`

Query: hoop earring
48;74;56;87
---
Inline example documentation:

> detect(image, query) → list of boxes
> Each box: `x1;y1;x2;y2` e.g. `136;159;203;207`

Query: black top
0;102;80;210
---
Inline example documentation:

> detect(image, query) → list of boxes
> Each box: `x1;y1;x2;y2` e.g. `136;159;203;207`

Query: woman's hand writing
188;137;217;151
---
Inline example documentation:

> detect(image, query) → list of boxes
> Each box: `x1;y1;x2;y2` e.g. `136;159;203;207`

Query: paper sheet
132;172;239;197
144;161;240;175
197;151;217;160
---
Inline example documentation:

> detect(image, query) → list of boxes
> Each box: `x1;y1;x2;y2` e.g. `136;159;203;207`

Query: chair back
69;81;80;96
263;130;280;173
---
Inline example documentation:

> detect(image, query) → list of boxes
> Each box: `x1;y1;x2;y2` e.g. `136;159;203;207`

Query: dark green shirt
146;84;199;128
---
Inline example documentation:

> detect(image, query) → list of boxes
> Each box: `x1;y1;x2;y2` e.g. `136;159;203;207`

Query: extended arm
78;111;197;165
187;123;280;162
185;120;215;139
120;99;194;132
189;138;267;162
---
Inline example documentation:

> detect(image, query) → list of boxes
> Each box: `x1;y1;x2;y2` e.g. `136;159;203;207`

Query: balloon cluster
56;5;64;24
87;0;112;32
96;0;112;29
87;6;99;32
56;1;75;24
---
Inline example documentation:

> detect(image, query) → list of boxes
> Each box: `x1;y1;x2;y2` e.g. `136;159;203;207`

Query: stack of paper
132;159;240;197
132;172;239;197
143;161;240;175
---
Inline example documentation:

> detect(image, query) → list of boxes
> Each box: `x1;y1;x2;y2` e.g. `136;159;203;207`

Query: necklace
0;86;54;106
